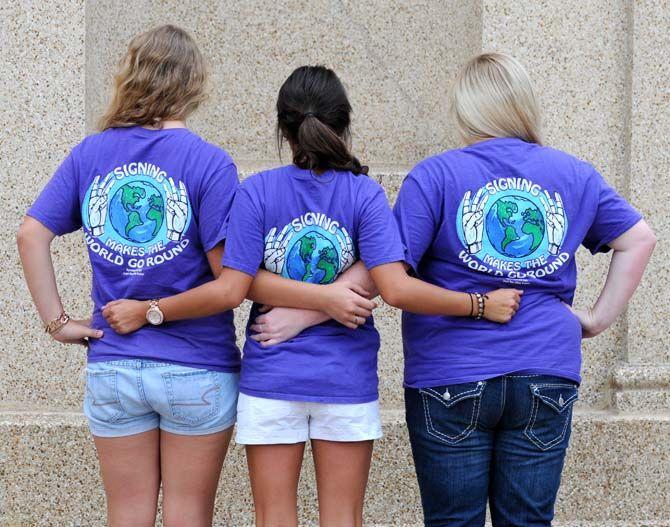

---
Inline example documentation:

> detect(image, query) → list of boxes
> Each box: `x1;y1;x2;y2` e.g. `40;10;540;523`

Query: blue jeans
405;374;578;527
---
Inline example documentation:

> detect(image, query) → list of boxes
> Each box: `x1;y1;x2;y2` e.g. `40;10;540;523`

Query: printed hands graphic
163;177;189;242
462;188;489;254
335;227;356;272
88;174;114;236
264;225;293;274
540;190;566;255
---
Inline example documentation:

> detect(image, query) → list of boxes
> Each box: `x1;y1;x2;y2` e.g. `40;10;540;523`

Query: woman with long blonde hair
396;52;656;526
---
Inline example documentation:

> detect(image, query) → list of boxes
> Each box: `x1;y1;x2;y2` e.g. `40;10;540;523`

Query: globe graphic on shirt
485;195;545;258
108;181;164;244
285;231;339;284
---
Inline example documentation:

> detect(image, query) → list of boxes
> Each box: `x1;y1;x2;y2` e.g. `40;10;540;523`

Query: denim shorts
84;360;239;438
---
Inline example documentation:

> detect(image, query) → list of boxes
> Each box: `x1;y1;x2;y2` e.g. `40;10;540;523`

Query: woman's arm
370;262;522;322
570;219;656;337
102;251;376;334
248;261;378;346
102;264;253;335
244;262;377;329
17;217;103;345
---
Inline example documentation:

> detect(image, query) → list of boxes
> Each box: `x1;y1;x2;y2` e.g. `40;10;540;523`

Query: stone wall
1;1;668;525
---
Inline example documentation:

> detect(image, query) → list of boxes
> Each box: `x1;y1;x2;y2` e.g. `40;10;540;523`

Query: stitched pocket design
163;370;221;426
85;370;125;424
524;383;578;451
419;381;486;445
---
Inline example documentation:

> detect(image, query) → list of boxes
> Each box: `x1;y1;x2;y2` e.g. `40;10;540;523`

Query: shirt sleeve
357;182;407;270
197;163;239;251
26;150;82;235
582;168;643;254
221;183;265;277
392;168;441;272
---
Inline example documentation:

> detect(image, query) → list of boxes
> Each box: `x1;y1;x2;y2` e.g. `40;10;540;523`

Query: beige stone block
626;0;670;364
0;0;88;409
83;1;480;165
2;410;669;526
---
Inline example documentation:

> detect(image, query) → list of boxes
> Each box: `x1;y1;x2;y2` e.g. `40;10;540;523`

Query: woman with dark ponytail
105;65;521;525
277;66;367;175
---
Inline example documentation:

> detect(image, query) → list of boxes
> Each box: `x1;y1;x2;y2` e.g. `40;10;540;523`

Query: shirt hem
222;258;258;277
203;234;226;253
25;211;79;237
239;385;378;404
364;254;407;270
404;367;581;389
590;213;643;254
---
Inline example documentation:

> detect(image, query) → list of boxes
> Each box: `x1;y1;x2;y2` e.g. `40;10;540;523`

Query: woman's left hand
250;305;329;347
102;299;148;335
564;303;604;338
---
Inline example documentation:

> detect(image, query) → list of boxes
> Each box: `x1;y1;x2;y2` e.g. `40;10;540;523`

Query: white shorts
235;393;383;445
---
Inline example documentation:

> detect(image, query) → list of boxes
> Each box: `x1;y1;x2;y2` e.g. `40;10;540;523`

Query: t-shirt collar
462;136;532;151
289;164;337;183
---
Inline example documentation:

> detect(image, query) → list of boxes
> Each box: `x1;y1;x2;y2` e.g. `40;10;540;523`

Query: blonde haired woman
17;26;240;526
395;52;655;526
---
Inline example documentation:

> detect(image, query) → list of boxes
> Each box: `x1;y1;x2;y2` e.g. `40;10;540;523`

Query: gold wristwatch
146;299;164;326
45;312;70;335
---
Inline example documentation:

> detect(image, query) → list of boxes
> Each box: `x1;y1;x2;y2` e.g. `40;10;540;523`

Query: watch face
147;308;163;325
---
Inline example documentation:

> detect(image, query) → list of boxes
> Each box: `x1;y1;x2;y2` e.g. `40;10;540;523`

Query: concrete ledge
612;364;670;412
1;410;669;526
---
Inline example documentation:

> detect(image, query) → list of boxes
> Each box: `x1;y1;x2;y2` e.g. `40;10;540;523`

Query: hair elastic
303;112;316;118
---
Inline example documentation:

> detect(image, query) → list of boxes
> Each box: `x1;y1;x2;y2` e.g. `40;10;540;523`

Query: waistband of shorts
88;359;178;369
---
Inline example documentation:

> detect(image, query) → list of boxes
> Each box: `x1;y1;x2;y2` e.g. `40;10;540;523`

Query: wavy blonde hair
99;25;207;130
450;52;542;145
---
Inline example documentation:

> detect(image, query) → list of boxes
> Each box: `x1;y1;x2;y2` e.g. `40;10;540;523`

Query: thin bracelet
473;293;485;320
468;293;475;317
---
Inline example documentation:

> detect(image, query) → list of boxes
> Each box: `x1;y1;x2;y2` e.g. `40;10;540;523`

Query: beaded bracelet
473;293;485;320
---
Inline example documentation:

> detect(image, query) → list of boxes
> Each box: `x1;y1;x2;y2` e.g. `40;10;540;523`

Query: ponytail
276;65;368;176
293;114;368;175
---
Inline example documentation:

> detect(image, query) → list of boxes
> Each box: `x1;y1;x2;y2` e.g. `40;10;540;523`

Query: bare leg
160;428;233;527
93;430;160;527
312;439;374;527
246;443;306;527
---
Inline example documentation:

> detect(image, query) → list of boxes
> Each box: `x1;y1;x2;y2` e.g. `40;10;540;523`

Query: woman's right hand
320;281;377;329
52;318;103;346
483;289;523;323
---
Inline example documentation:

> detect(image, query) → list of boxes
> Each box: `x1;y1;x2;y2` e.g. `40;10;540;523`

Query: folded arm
247;261;378;346
370;262;522;321
102;263;253;334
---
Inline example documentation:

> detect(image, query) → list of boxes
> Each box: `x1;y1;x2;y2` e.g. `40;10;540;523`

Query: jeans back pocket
524;382;578;451
85;370;125;424
162;370;221;426
419;381;486;446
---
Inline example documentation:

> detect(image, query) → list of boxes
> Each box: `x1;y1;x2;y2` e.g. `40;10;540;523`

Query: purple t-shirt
28;126;240;371
394;137;642;387
222;165;406;403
